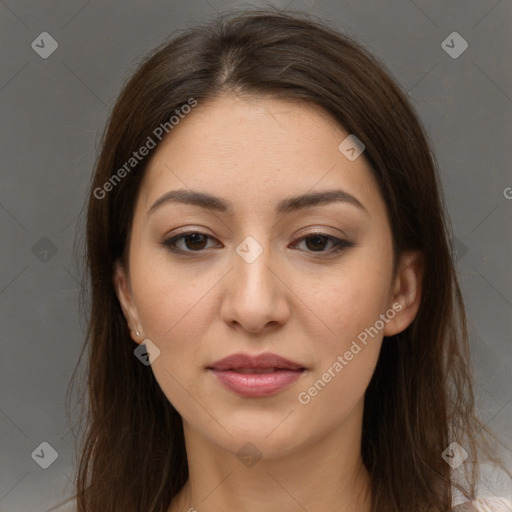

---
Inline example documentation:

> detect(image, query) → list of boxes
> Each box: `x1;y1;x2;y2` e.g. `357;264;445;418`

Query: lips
207;352;306;397
207;352;305;372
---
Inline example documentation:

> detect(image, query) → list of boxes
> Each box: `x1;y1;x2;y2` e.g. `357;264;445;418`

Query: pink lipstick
207;352;306;397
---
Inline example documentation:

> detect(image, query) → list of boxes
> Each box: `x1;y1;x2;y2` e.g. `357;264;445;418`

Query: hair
51;7;511;512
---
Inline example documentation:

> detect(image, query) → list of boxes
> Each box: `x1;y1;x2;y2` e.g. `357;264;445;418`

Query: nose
220;240;290;334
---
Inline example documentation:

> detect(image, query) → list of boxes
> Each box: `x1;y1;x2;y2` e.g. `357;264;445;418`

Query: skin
114;93;423;512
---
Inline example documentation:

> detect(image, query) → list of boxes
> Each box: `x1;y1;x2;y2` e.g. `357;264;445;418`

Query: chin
222;418;307;455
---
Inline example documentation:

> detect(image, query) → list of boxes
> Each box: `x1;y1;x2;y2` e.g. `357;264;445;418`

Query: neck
168;400;372;512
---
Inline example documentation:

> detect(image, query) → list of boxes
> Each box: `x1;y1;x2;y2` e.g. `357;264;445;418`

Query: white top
453;497;512;511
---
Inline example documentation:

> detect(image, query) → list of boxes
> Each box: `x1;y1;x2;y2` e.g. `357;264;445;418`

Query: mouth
206;352;307;397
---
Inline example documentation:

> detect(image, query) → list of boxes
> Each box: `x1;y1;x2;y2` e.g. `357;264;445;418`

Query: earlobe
113;260;144;343
383;250;423;337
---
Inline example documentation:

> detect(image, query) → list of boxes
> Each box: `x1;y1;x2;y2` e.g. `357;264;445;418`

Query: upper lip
207;352;305;371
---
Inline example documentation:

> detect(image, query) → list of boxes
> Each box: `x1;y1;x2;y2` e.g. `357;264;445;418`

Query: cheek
296;273;387;418
129;256;219;400
296;336;381;435
129;262;209;410
296;242;392;414
130;251;214;340
298;258;392;352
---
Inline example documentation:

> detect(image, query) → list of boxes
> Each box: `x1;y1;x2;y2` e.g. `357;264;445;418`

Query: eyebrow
148;188;368;216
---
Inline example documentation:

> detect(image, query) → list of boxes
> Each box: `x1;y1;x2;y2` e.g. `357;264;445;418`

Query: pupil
307;235;327;251
186;233;206;250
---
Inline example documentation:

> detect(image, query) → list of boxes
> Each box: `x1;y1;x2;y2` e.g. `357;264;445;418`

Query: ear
113;260;144;344
383;250;423;337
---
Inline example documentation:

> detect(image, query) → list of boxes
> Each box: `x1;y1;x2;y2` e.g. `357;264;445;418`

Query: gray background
1;1;511;511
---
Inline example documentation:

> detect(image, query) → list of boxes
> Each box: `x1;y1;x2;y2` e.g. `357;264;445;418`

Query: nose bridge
221;233;288;331
234;234;274;300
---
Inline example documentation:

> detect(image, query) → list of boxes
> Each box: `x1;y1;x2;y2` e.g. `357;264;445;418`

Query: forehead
137;93;384;219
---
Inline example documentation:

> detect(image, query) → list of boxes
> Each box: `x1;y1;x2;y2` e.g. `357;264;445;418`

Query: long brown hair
53;7;511;512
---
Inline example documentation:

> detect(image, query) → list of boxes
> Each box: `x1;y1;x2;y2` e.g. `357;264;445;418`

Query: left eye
162;231;351;254
292;233;351;253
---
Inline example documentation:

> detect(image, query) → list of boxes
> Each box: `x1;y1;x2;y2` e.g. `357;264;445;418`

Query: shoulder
452;497;512;512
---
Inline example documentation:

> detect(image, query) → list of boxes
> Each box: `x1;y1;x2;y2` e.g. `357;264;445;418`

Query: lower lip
208;369;304;397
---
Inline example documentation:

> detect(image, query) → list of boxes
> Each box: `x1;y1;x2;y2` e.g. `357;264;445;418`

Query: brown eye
162;231;219;253
304;235;330;252
292;233;353;254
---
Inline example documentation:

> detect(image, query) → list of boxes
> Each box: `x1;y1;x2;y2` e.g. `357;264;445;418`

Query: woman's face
114;93;421;459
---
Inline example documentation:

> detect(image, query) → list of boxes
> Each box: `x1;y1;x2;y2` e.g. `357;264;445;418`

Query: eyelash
161;231;353;256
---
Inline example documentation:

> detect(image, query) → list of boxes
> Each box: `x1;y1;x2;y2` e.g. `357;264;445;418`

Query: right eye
161;231;221;253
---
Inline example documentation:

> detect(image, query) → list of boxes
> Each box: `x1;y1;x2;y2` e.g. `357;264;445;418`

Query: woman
57;8;511;512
